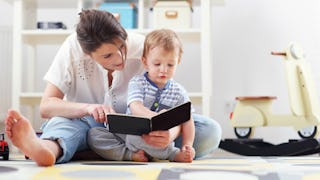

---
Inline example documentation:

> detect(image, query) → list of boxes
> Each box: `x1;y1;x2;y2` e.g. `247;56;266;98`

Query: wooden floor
1;149;320;180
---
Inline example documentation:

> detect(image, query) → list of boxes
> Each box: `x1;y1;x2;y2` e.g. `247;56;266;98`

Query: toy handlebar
271;52;286;56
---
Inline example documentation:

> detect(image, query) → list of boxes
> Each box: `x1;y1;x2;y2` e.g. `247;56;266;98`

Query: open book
107;102;191;135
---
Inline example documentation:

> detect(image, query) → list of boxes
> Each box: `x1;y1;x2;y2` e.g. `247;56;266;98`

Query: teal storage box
98;2;137;29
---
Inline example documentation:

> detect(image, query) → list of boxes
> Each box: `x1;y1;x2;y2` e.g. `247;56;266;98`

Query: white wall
2;0;320;143
0;1;13;26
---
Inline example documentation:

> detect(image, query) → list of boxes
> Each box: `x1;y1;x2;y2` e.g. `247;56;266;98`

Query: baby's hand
174;145;195;162
158;109;167;114
182;145;195;161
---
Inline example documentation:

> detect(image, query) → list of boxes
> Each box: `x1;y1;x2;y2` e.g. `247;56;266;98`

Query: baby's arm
129;101;158;118
181;117;195;158
173;118;195;162
182;118;195;146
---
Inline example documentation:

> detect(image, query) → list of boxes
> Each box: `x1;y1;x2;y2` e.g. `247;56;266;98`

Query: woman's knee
193;114;222;138
192;114;222;158
41;117;91;163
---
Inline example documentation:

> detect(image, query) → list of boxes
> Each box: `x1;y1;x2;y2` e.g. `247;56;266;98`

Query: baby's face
143;46;180;89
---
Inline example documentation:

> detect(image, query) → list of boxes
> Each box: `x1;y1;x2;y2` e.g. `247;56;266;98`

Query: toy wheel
3;154;9;160
4;146;9;160
234;127;252;139
298;126;318;139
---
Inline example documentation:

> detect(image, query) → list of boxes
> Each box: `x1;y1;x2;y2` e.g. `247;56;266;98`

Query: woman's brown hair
76;9;128;58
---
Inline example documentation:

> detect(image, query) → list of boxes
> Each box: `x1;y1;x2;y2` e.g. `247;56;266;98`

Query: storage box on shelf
98;2;137;29
153;0;192;29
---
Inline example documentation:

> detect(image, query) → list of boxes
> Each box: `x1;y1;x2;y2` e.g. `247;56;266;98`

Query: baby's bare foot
132;150;149;162
5;109;55;166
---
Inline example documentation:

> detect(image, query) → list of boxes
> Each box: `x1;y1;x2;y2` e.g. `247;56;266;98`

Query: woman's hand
86;104;115;123
142;126;181;148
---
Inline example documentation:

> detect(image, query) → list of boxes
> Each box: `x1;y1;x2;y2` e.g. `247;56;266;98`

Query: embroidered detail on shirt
77;59;94;80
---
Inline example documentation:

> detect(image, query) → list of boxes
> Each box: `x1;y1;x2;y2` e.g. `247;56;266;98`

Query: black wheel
3;154;9;160
234;127;252;139
3;146;9;160
298;126;317;139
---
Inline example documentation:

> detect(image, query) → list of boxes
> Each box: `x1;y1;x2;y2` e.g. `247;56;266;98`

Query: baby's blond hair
142;29;183;61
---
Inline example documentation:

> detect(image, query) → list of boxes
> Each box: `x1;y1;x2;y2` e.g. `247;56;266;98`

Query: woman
5;9;221;166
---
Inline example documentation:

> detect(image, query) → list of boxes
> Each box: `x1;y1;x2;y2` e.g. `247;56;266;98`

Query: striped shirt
127;72;190;113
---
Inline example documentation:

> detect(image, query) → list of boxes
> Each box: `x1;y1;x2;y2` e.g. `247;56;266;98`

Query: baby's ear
142;57;148;67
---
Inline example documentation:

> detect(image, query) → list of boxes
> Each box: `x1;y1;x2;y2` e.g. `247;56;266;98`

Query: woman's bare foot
132;150;149;162
5;109;56;166
174;145;195;163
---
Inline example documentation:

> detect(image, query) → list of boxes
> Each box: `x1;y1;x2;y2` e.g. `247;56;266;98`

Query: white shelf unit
12;0;81;130
12;0;214;129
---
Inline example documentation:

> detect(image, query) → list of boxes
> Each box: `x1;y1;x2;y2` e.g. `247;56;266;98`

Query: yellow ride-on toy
230;43;320;139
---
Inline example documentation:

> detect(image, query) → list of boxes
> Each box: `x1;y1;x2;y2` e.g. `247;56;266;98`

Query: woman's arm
40;82;114;122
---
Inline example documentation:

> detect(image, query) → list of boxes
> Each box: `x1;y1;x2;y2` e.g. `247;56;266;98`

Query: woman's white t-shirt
44;32;145;113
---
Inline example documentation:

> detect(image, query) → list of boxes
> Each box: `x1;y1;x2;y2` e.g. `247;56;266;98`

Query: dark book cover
107;102;191;135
